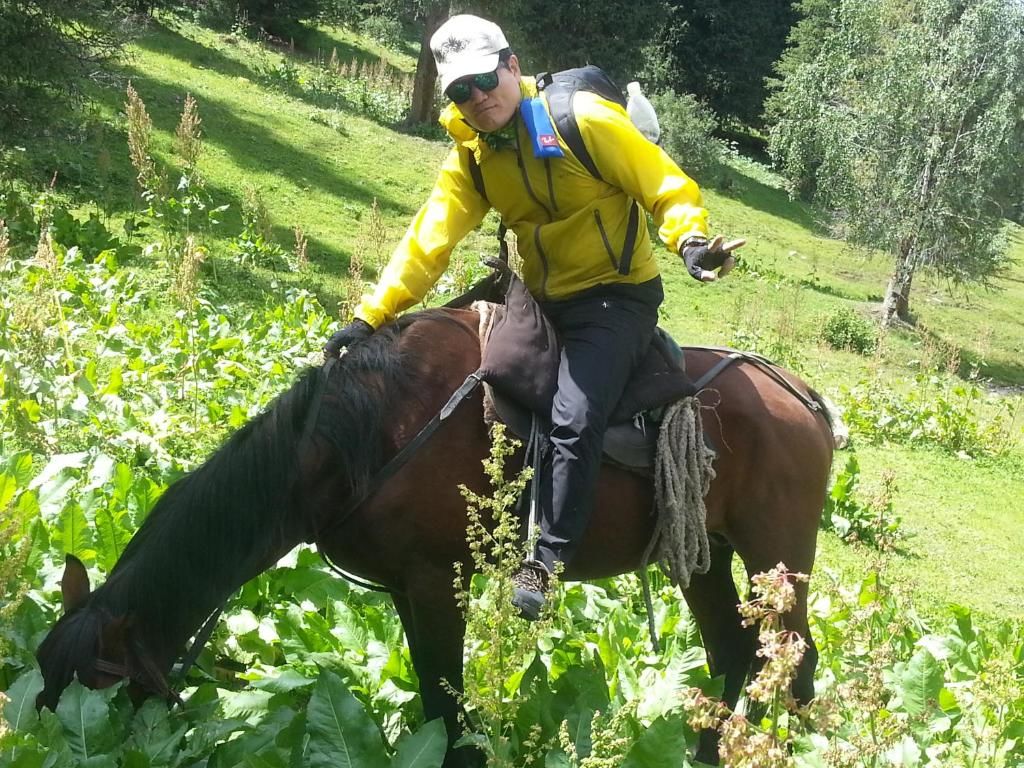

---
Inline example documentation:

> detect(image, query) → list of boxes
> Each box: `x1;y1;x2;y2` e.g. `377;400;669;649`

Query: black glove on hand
324;318;374;357
680;235;746;282
681;237;716;281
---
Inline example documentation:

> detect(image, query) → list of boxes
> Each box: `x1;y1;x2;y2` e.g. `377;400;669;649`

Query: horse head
35;555;177;711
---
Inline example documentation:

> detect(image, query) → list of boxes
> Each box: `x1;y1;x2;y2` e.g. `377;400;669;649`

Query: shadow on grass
716;166;827;236
92;65;406;214
133;19;415;133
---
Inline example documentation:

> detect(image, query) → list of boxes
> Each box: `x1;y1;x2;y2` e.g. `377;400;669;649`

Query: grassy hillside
4;13;1023;628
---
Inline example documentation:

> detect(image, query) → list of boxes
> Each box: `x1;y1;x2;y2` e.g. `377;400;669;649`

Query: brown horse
36;307;833;766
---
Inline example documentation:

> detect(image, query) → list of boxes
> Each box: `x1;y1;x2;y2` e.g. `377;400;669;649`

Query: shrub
820;306;878;354
840;375;1022;457
649;91;726;186
358;13;404;50
822;454;903;551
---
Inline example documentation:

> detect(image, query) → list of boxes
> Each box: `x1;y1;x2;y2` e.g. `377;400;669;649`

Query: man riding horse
324;13;745;619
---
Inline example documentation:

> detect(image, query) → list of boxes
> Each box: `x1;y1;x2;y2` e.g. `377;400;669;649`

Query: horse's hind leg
394;567;482;768
733;501;820;708
682;540;756;764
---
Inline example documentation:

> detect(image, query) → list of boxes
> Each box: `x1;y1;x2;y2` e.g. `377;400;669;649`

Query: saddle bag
476;259;560;415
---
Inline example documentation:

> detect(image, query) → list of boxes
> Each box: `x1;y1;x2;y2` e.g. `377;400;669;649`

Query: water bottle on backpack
626;81;660;144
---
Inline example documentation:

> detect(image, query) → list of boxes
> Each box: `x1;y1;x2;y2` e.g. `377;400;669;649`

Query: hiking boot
511;561;550;621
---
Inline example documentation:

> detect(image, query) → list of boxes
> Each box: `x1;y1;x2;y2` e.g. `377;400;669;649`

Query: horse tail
807;387;849;451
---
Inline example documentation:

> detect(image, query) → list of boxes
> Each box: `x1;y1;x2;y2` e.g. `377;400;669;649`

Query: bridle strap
171;604;224;683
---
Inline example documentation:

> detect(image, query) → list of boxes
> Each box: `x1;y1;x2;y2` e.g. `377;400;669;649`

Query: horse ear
61;554;91;613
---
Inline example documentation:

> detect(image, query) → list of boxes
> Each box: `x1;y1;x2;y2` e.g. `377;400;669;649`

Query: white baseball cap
431;14;510;93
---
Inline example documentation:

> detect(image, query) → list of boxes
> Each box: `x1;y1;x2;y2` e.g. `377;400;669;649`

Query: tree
646;0;798;127
484;0;665;85
407;1;450;126
0;0;131;135
767;0;1024;325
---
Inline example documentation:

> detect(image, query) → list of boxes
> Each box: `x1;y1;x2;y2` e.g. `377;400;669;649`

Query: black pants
533;276;663;572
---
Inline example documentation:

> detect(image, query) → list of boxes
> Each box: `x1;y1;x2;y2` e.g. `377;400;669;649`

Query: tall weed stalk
455;424;556;766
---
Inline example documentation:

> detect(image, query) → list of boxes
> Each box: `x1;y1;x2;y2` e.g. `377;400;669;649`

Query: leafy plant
822;453;904;551
232;184;287;269
840;376;1022;457
821;306;879;354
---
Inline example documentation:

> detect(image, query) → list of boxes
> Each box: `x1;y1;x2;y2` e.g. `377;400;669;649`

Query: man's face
453;54;522;133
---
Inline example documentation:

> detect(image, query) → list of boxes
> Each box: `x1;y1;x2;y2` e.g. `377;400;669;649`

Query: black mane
36;318;430;704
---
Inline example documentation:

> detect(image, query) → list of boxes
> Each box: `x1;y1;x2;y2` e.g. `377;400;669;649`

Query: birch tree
768;0;1024;325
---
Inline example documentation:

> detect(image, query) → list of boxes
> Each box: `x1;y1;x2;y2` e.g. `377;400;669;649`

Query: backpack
466;65;640;270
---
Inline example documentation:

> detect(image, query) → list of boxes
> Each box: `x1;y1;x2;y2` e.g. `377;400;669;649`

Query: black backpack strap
536;66;627;183
548;89;602;181
465;148;509;264
467;149;487;202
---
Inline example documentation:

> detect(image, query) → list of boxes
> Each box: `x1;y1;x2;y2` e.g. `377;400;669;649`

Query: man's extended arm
353;147;490;330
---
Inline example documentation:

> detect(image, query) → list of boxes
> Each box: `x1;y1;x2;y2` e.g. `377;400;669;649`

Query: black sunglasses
446;70;501;104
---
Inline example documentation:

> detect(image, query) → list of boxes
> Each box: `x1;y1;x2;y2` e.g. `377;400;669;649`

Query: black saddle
487;327;695;470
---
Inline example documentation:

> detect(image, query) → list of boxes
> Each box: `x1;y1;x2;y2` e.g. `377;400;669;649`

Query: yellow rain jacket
356;77;709;329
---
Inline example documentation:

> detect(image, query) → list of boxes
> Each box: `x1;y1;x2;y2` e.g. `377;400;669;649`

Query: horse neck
96;377;320;668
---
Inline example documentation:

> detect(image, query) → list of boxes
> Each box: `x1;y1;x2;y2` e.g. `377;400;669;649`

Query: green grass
815;444;1024;627
4;13;1023;627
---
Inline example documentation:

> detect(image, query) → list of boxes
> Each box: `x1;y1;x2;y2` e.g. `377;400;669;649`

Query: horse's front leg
393;565;482;768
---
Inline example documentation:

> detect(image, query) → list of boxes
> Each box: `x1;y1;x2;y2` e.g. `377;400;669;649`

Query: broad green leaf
211;706;294;766
19;399;41;423
4;744;49;768
250;670;316;693
101;366;123;396
3;669;44;732
93;501;131;573
620;713;687;768
30;453;88;491
55;680;118;759
305;670;388;768
391;719;446;768
4;451;34;488
563;707;594;761
54;501;95;564
35;471;80;521
544;749;571;768
0;472;18;510
210;337;242;351
883;734;922;765
128;698;185;764
220;690;274;721
899;648;944;718
85;453;116;491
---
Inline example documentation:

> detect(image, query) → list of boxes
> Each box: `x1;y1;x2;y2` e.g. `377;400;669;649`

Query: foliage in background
840;376;1022;458
645;0;797;128
767;0;1024;324
250;41;415;125
478;0;665;87
650;91;726;187
0;0;133;135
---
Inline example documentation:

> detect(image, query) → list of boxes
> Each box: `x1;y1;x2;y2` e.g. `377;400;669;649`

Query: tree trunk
881;238;916;327
406;2;449;127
